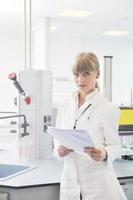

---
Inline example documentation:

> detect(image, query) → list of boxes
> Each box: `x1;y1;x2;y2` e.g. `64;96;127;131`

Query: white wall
0;34;23;158
0;23;133;110
0;0;24;111
0;35;24;111
50;34;133;106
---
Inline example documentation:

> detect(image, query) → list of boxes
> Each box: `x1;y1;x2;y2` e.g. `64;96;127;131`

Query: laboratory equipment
103;56;113;101
0;114;29;137
119;106;133;160
18;70;53;160
8;72;31;105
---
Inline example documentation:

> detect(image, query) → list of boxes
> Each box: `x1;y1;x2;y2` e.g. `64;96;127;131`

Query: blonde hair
72;52;100;73
72;51;100;89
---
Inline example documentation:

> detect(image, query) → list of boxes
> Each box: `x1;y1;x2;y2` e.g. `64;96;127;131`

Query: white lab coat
55;89;127;200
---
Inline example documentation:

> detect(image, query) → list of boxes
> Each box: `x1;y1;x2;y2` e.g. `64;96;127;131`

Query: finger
84;149;98;154
86;150;100;158
84;150;101;161
85;149;101;155
84;147;99;152
59;145;68;151
84;147;95;150
57;149;67;157
90;154;100;161
58;147;66;153
65;148;72;151
58;147;72;154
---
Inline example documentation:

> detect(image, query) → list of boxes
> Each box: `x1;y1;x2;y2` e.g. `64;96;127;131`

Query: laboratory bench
0;157;133;200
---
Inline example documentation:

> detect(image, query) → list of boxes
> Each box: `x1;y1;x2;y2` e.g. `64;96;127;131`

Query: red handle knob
24;96;31;105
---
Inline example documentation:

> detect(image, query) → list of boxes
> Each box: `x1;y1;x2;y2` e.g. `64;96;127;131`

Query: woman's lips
78;85;86;87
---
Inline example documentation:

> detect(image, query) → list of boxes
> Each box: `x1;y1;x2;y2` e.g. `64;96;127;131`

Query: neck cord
73;103;92;129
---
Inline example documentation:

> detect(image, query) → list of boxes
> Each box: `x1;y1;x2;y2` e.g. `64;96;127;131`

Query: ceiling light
49;26;58;32
102;30;130;36
59;10;94;18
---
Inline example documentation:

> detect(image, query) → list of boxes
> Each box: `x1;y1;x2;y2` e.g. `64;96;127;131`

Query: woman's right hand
57;145;73;157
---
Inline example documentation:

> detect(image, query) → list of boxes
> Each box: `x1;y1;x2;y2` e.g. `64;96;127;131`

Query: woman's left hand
84;147;107;161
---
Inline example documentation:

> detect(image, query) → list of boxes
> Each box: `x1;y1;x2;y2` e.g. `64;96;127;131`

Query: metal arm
0;114;29;137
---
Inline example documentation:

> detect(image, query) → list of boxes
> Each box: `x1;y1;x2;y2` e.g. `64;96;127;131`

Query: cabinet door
17;185;60;200
120;179;133;200
0;185;60;200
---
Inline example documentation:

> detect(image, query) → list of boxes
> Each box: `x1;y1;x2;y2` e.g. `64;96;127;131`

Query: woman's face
73;70;99;94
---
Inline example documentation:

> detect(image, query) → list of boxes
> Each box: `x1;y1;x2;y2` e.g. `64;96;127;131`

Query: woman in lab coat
55;52;127;200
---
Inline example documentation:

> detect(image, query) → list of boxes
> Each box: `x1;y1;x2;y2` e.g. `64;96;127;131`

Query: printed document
47;126;94;151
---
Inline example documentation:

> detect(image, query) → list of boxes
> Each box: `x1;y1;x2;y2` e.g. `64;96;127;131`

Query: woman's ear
96;70;100;79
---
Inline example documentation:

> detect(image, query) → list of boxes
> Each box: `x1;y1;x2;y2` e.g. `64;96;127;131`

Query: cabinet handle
120;182;126;185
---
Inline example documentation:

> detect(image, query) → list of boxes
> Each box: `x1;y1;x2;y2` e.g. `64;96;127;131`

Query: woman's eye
83;72;91;76
73;73;79;77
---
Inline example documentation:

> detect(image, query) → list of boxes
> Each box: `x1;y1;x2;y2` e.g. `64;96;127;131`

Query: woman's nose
77;75;84;81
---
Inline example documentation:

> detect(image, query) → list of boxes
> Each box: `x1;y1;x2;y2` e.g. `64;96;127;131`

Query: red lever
24;96;31;105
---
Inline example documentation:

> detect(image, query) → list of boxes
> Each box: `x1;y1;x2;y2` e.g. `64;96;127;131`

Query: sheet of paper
47;126;94;151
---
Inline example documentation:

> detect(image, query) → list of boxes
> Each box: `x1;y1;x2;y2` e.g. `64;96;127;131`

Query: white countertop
0;157;133;188
0;157;63;188
113;159;133;179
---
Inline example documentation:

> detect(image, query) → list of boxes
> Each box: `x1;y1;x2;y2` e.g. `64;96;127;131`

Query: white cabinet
19;70;53;159
119;178;133;200
0;185;60;200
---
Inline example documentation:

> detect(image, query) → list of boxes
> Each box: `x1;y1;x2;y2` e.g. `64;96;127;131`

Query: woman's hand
84;147;107;161
57;145;73;157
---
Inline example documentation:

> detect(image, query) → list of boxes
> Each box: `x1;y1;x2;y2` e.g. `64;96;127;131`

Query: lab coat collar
73;88;101;117
73;88;99;103
85;88;99;102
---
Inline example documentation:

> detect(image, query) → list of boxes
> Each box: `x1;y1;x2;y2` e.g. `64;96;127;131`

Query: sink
0;163;36;181
0;149;6;153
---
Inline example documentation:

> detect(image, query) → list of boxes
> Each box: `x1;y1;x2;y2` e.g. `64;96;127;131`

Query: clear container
121;135;133;150
19;137;32;162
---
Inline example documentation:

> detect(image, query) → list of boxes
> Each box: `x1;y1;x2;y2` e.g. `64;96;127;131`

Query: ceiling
32;0;133;41
0;0;133;42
